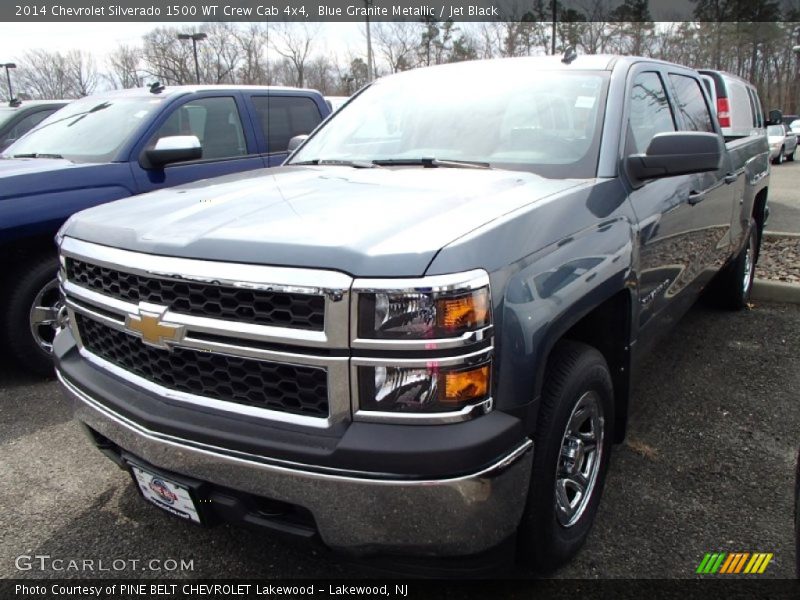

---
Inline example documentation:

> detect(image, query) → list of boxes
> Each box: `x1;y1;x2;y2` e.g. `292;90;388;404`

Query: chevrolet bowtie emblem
125;303;184;350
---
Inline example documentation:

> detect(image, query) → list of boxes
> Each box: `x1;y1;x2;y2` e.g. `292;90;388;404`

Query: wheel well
560;290;632;443
752;187;768;262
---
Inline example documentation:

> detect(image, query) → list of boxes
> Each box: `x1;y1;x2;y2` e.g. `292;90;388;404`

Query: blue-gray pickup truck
53;55;771;572
0;84;330;375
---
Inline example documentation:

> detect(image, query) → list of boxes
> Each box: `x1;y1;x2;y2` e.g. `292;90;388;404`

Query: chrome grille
66;258;325;331
75;314;330;418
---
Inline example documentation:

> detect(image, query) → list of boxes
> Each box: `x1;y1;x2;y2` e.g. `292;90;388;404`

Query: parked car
699;69;766;138
0;84;331;375
0;99;69;151
767;123;797;163
54;55;770;573
789;119;800;135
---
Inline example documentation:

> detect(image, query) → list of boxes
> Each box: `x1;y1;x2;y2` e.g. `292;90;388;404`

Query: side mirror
143;135;202;168
767;109;783;126
627;132;722;181
287;134;308;153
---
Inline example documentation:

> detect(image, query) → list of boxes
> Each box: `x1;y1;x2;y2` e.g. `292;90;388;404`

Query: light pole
177;32;207;84
2;62;16;104
551;0;557;55
364;0;375;82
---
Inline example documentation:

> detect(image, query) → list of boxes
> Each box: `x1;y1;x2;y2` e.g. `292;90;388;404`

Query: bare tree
198;22;241;84
374;22;419;72
268;23;320;88
234;24;270;84
141;27;195;84
106;44;144;89
12;49;97;99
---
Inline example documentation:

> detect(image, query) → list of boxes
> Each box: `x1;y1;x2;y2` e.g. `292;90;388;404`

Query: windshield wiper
370;158;491;169
291;158;377;168
12;152;64;159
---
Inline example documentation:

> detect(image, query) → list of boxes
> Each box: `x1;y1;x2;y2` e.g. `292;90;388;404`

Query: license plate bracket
127;460;205;525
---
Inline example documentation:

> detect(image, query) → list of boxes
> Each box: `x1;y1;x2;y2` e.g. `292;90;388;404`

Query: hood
64;165;587;277
0;156;78;176
0;157;103;198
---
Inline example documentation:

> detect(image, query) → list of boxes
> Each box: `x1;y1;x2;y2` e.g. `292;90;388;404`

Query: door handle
688;190;707;205
724;172;739;184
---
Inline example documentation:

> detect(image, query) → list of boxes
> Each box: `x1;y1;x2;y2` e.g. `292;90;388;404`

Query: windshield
767;125;785;137
2;95;165;162
290;64;609;178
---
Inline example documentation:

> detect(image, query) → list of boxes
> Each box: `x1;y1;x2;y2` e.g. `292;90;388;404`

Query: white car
790;119;800;135
767;123;797;164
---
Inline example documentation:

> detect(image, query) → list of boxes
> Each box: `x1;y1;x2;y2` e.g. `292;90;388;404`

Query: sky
0;22;365;69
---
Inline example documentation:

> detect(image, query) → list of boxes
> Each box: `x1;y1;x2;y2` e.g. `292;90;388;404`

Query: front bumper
58;370;533;557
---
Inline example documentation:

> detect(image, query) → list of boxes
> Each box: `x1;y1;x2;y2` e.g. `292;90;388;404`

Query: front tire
2;255;62;377
517;340;614;573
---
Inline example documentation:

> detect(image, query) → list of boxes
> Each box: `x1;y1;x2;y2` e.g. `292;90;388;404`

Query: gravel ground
759;236;800;283
1;302;798;581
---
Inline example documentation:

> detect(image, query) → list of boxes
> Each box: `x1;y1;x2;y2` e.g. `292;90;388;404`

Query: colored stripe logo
696;552;773;574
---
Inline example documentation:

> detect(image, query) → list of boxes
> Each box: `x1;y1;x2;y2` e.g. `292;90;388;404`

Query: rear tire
775;147;785;165
517;340;614;573
2;255;61;377
705;220;758;311
788;147;796;162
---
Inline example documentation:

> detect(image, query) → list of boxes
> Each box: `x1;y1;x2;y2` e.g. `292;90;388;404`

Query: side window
149;97;247;160
748;88;764;128
668;74;715;133
251;96;323;153
627;72;676;154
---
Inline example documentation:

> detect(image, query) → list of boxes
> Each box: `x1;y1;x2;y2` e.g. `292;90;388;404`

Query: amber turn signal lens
441;364;490;405
436;291;490;334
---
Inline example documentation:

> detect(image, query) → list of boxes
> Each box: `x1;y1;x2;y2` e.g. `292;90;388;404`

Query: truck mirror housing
626;132;722;182
767;109;783;126
287;135;308;153
143;135;202;168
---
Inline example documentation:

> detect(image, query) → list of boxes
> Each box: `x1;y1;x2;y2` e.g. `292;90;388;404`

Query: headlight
356;270;491;340
357;360;492;416
352;270;494;422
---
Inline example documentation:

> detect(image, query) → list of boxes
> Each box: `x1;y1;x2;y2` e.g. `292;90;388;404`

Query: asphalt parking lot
1;301;797;580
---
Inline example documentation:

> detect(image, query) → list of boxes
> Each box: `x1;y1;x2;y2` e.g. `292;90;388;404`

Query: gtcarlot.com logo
15;554;194;573
696;552;773;575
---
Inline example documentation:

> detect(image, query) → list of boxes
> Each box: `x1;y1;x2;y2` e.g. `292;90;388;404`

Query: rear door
131;92;264;193
247;93;326;167
666;71;737;281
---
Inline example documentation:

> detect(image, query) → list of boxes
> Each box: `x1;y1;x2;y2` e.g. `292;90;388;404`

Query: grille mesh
66;258;325;331
75;315;329;418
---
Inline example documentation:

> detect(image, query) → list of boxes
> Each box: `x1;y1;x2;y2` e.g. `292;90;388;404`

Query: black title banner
3;0;800;23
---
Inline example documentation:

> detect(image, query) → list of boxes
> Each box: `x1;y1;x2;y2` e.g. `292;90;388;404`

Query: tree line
2;5;800;114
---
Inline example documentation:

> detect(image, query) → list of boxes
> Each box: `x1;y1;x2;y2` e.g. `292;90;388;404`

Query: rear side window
748;88;764;128
668;74;715;133
251;96;323;153
627;72;676;154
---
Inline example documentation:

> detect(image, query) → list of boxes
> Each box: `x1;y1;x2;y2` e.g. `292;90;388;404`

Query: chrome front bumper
60;372;534;556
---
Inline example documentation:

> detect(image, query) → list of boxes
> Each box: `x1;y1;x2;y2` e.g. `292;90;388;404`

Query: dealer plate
130;465;201;523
